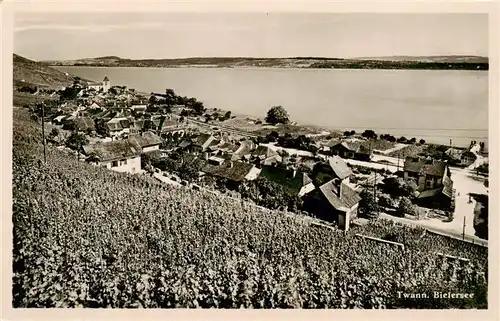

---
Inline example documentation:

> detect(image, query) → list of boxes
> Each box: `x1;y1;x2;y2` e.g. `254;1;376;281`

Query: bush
378;194;394;208
359;189;379;219
398;197;417;216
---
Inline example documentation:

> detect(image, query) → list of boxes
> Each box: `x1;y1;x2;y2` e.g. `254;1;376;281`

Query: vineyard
13;109;487;308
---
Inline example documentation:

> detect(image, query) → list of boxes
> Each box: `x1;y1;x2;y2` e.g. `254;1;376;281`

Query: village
21;75;489;242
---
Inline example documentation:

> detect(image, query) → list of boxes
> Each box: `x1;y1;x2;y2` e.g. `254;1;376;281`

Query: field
12;109;487;308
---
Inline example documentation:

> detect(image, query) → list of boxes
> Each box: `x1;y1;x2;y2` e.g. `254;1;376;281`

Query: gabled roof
445;147;463;160
193;133;214;148
178;139;192;149
129;132;162;148
83;139;142;162
252;145;279;158
332;141;371;155
103;76;109;81
403;157;447;176
328;156;353;180
201;160;255;182
319;180;361;211
75;117;95;132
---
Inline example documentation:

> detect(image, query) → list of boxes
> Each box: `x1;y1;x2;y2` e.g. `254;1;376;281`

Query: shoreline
50;65;489;72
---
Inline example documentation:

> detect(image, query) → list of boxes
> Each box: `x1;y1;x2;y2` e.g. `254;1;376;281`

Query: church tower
103;76;111;93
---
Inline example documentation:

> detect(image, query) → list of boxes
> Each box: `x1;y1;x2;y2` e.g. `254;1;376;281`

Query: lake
57;67;488;148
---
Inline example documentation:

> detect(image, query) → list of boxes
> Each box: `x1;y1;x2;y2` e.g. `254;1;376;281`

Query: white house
106;117;131;137
130;104;147;111
83;139;142;174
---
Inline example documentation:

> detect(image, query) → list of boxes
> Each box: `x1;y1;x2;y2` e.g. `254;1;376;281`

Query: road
378;213;487;247
373;143;406;155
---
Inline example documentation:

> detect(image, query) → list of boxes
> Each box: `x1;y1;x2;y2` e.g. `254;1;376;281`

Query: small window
112;161;118;167
122;159;127;165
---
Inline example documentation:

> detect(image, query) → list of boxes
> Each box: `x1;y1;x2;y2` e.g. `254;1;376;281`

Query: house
74;117;95;133
192;134;216;153
129;132;163;153
461;151;477;167
445;147;463;161
403;157;450;192
87;82;103;92
83;139;142;174
304;155;360;230
312;156;354;186
403;157;454;209
130;104;147;112
201;160;261;183
259;166;315;197
232;140;256;161
252;145;279;160
304;178;361;231
86;76;111;93
207;156;225;166
330;141;371;161
106;117;131;137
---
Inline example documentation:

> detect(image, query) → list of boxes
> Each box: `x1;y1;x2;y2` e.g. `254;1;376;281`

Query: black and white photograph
3;0;498;316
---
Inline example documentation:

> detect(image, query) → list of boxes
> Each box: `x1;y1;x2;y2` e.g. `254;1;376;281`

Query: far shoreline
51;65;489;72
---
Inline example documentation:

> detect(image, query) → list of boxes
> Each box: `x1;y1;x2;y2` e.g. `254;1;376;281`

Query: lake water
57;67;488;148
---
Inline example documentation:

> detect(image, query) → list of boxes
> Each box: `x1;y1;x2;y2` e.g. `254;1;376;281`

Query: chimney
203;152;209;160
292;168;297;178
230;161;233;168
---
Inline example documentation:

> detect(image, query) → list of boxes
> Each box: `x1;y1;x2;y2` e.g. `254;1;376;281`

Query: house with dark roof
129;132;163;153
403;157;449;191
461;151;477;167
330;141;371;161
83;138;142;174
304;178;361;231
260;166;315;197
404;157;454;210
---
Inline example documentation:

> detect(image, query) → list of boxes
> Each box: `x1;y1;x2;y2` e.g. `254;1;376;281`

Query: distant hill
43;55;489;70
13;54;76;89
353;55;489;63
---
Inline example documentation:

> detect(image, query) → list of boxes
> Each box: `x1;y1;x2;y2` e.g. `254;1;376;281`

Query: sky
14;12;488;61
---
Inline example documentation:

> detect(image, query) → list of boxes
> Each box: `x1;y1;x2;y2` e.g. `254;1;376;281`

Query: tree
192;101;206;116
361;130;377;139
344;130;354;137
65;132;88;151
165;89;176;107
224;111;232;120
265;105;290;125
419;139;426;144
408;137;417;144
397;136;408;144
149;95;158;104
359;190;379;219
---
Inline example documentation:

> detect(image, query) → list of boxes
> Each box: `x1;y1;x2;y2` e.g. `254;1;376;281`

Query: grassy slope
13;109;487;308
13;54;75;89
